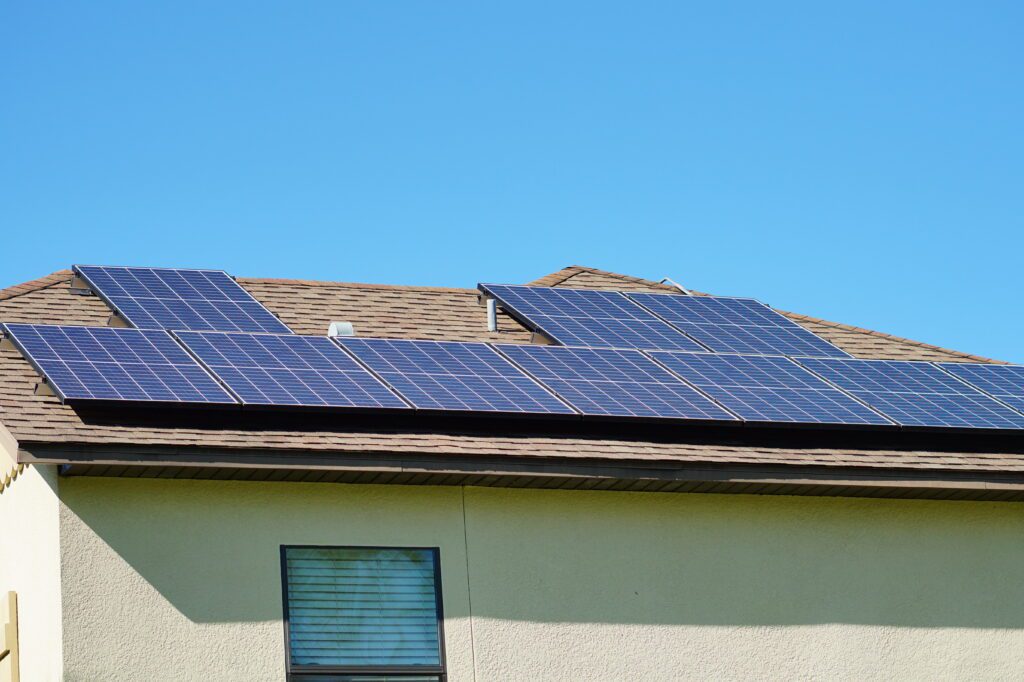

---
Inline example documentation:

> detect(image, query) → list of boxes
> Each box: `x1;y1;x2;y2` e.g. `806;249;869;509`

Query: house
1;264;1023;681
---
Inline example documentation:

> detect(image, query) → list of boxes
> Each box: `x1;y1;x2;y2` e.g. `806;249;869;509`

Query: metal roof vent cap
327;321;356;337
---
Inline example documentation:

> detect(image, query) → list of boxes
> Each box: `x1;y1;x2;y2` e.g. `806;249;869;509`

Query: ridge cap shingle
0;270;73;302
529;265;1005;365
238;276;477;295
528;265;680;291
778;310;1006;365
0;266;1006;365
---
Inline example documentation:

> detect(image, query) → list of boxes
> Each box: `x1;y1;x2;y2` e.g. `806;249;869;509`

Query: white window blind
284;547;444;677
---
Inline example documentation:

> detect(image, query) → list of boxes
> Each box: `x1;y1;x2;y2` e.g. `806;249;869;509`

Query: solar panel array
74;265;292;334
176;332;408;409
649;351;892;426
629;293;850;358
5;268;1024;432
937;363;1024;416
480;284;706;352
796;357;1024;430
338;338;575;414
1;323;236;404
495;344;738;421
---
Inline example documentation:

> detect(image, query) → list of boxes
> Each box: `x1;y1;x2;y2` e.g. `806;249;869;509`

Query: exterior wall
57;478;474;681
56;476;1024;681
0;455;63;681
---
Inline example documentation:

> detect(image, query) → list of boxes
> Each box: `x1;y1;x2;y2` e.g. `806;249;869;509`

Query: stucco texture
54;477;1024;681
0;463;63;682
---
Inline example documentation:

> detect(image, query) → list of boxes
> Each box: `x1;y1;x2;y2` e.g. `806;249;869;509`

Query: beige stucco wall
0;457;63;681
54;476;1024;681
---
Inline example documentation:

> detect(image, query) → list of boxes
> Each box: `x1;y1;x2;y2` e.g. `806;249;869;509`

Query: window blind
284;547;443;673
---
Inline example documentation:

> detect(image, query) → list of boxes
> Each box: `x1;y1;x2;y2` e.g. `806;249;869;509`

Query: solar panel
175;332;408;409
480;284;706;352
74;265;292;334
336;338;575;414
495;344;738;421
649;351;892;426
628;293;850;358
796;357;1024;430
937;363;1024;416
1;323;236;404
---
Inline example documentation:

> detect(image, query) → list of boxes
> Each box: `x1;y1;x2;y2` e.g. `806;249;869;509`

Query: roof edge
26;442;1024;502
528;265;680;291
532;265;1004;364
238;276;477;295
0;270;73;301
780;310;1006;365
2;266;1005;364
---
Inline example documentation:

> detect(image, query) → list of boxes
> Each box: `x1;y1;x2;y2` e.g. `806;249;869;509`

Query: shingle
0;266;1019;476
534;266;1001;364
240;278;532;342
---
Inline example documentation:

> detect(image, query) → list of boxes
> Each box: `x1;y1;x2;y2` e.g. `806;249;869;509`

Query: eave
20;441;1024;503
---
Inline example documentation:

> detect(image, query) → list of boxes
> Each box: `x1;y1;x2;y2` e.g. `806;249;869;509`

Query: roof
2;265;1023;501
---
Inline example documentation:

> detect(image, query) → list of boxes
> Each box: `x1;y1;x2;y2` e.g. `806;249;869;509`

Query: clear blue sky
3;2;1022;361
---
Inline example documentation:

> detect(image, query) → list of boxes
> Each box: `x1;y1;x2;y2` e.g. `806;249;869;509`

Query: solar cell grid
797;357;1024;430
936;363;1024;416
495;344;738;421
649;351;892;425
338;338;576;414
628;293;850;358
480;284;706;352
74;265;292;334
175;331;408;408
1;323;236;403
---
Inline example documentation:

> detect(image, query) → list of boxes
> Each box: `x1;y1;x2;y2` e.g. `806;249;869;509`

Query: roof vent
327;321;356;338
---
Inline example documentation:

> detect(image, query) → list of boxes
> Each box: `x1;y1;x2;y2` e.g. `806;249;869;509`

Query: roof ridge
779;310;1006;364
530;266;1003;364
529;265;679;291
0;270;73;302
2;268;1005;364
527;266;588;287
238;277;477;295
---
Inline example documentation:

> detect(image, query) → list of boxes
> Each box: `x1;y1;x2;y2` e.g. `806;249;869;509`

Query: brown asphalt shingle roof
0;265;1018;474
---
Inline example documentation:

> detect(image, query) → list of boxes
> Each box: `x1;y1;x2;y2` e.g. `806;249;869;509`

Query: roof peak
0;266;1005;364
528;265;680;292
0;270;74;301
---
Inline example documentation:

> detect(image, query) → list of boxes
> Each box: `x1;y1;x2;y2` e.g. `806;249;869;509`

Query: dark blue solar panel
337;338;575;414
649;351;892;426
1;323;236;404
74;265;292;334
796;357;1024;430
495;344;738;421
937;363;1024;416
480;284;706;352
175;332;408;409
628;293;850;358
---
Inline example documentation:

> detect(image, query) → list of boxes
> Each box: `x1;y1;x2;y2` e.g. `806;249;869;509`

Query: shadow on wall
59;477;1024;628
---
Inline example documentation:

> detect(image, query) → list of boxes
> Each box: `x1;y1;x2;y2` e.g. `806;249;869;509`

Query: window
281;546;446;681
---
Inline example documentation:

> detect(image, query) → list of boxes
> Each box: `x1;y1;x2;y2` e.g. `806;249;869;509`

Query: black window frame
280;545;447;682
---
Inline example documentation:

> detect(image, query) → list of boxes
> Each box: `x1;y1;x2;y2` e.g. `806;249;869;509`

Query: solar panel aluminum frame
492;343;743;426
173;331;415;414
0;324;240;407
628;292;853;359
334;338;581;420
643;351;899;432
932;362;1024;419
793;356;1024;434
477;283;711;352
72;264;292;334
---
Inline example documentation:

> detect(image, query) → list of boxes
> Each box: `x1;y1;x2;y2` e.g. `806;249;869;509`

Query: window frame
280;544;448;682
